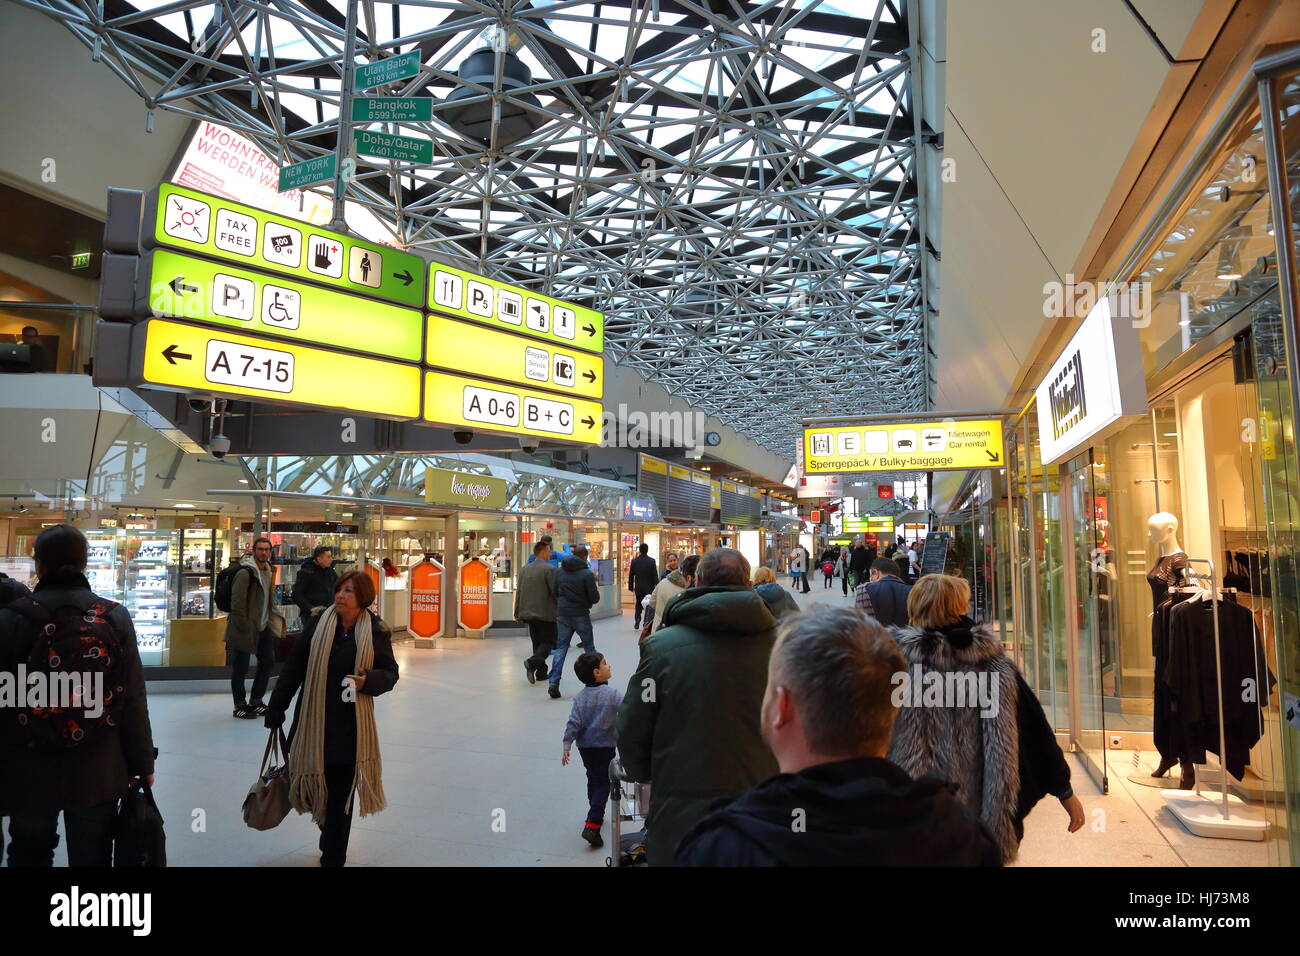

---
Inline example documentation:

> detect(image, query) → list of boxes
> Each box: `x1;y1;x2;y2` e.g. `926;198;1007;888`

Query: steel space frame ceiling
20;0;928;454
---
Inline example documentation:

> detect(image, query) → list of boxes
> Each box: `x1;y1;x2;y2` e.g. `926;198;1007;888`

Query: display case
175;528;228;619
125;535;174;665
83;529;123;601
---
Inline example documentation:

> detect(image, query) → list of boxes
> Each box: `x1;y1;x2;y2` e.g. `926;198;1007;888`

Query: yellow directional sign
425;313;603;400
422;370;603;444
427;261;603;354
137;319;422;419
802;419;1005;474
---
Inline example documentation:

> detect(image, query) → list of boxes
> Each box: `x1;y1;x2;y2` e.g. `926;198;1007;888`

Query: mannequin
1147;512;1193;786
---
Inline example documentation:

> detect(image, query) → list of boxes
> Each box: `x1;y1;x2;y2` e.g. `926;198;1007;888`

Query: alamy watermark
601;404;709;451
0;666;103;718
891;666;1000;718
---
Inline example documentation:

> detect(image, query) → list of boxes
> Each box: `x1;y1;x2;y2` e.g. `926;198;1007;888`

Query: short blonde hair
907;574;970;629
753;566;777;585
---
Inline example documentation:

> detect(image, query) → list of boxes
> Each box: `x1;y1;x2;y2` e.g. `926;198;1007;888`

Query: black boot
1151;755;1178;778
1178;760;1196;790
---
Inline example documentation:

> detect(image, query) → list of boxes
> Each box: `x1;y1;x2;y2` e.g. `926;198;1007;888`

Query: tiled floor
9;578;1285;866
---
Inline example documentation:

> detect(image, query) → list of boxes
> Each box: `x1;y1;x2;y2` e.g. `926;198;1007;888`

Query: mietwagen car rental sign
95;183;606;445
802;419;1005;474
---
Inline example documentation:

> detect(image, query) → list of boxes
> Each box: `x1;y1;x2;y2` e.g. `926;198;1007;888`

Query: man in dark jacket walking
848;539;872;587
627;543;658;629
855;558;912;628
549;546;600;699
0;525;156;867
291;545;337;619
515;541;558;683
674;607;999;866
616;547;778;865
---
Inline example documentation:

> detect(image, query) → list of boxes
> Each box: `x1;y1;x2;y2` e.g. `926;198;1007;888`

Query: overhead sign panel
145;183;425;308
139;248;424;361
135;318;422;419
277;154;336;193
355;51;421;90
425;313;602;400
1034;295;1148;465
354;129;433;165
427;262;603;354
422;370;603;445
352;96;433;123
802;419;1005;474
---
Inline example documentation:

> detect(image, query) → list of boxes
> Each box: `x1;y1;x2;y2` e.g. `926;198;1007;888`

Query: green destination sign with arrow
355;51;421;90
354;129;433;165
427;261;604;354
144;183;425;308
352;96;433;123
137;248;424;362
277;154;336;192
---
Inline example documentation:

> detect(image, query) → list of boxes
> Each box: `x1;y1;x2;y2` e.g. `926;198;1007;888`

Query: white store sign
1034;295;1147;465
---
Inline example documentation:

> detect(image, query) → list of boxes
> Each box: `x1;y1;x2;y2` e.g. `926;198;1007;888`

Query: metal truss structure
20;0;928;454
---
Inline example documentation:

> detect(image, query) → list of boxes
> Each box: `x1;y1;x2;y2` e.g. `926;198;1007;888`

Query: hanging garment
1165;597;1275;780
1151;591;1194;765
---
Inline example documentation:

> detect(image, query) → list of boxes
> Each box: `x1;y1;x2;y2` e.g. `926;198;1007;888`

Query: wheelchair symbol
260;285;300;330
267;292;290;323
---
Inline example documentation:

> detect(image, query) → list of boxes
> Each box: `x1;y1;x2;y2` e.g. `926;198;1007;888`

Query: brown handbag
242;728;291;831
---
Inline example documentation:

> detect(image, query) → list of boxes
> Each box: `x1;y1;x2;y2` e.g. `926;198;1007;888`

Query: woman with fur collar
886;574;1085;863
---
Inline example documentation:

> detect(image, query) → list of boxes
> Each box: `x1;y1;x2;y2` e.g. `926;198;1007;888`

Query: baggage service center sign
802;419;1005;474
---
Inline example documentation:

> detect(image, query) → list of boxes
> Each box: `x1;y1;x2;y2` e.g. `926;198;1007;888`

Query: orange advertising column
458;557;493;633
366;563;382;614
409;559;443;640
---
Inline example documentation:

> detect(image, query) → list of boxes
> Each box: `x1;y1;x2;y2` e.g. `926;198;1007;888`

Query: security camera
518;437;540;454
452;430;474;445
187;395;215;413
209;434;231;459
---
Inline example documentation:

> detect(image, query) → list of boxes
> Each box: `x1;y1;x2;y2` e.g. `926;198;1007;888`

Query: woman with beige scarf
266;569;399;866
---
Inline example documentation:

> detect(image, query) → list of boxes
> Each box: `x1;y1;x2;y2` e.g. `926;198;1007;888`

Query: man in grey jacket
223;537;283;719
515;540;558;684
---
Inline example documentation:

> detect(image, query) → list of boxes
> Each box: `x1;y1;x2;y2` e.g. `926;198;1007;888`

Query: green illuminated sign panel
352;97;433;123
145;183;425;308
72;252;91;269
138;248;424;362
355;51;421;91
354;129;433;165
277;154;336;192
427;261;604;354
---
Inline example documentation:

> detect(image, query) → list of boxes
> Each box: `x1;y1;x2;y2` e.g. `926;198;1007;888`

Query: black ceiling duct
442;28;545;147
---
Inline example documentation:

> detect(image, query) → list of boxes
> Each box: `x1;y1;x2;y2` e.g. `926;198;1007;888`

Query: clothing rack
1159;558;1268;841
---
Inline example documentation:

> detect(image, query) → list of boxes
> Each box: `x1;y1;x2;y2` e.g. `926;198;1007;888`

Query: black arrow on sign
985;449;999;462
582;323;596;337
162;344;192;365
170;277;198;296
582;416;597;429
582;370;596;383
392;269;414;286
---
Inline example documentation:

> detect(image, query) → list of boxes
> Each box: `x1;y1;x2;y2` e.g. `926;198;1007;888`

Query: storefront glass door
1067;452;1109;791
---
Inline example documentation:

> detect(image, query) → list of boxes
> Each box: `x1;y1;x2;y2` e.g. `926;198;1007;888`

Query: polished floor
6;580;1286;866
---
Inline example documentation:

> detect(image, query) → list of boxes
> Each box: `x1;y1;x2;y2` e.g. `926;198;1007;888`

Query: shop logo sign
451;476;493;504
1047;350;1088;441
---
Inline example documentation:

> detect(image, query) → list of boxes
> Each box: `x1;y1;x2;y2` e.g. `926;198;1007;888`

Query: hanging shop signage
427;262;604;353
135;248;424;361
145;183;426;308
423;466;509;510
408;558;443;639
425;313;603;400
621;494;656;521
802;419;1005;474
797;470;842;498
355;51;422;90
1034;294;1148;466
130;318;422;418
458;557;493;631
877;485;894;499
422;370;603;444
277;154;336;193
843;516;894;534
353;129;434;166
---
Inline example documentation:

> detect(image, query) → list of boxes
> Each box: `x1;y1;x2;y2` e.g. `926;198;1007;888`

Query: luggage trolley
607;756;650;867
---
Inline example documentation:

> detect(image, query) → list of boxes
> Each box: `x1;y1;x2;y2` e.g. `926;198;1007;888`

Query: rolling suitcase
607;756;650;867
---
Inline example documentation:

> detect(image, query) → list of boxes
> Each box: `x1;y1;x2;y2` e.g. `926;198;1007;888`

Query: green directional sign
354;129;433;165
352;96;433;123
427;261;604;354
278;154;336;192
144;183;425;308
355;51;421;90
136;248;424;361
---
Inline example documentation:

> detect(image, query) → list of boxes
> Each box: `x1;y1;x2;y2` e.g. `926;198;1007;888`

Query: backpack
8;596;127;750
822;561;834;575
214;564;245;613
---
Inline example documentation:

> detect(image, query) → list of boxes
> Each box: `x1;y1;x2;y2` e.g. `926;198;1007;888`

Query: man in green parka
615;547;779;865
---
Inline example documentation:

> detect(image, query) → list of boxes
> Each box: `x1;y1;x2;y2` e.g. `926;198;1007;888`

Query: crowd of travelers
0;525;1082;869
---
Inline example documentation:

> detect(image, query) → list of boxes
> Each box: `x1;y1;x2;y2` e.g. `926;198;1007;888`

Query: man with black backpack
0;524;155;866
